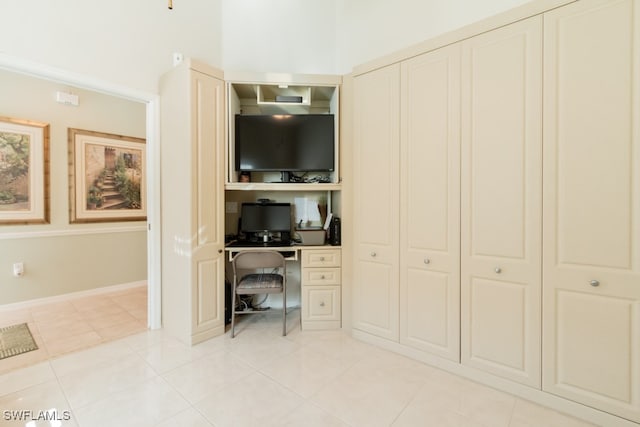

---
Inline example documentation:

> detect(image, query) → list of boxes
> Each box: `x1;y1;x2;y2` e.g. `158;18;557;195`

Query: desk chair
231;251;287;338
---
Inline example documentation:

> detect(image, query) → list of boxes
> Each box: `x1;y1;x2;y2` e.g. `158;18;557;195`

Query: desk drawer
301;249;341;268
302;286;341;322
301;267;341;286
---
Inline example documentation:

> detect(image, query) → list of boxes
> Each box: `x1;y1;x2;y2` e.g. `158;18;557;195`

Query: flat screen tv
235;114;335;172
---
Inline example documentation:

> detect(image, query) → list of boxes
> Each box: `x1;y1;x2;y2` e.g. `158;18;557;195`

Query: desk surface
225;244;338;251
225;244;340;261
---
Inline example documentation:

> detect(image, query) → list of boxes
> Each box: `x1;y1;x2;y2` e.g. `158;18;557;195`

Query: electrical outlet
13;262;24;277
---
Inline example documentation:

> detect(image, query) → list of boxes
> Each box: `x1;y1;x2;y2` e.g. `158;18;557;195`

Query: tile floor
0;285;147;375
0;299;598;427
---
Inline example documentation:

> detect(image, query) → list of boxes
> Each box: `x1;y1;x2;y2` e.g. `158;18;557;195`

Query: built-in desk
225;245;342;330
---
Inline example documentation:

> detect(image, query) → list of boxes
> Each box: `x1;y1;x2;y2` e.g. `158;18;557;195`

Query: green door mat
0;323;39;360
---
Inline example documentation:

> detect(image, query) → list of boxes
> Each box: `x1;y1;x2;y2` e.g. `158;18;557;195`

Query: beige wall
0;69;147;304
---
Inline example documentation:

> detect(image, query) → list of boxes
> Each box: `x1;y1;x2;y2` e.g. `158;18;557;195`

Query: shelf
225;182;341;191
257;85;311;106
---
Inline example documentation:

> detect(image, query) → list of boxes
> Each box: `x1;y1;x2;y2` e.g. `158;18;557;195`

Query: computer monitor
240;203;292;241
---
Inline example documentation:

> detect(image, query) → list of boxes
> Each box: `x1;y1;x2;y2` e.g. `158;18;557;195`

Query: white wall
1;0;534;88
221;0;338;74
0;0;222;93
336;0;532;72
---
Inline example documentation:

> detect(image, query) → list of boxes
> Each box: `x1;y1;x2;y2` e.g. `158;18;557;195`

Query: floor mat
0;323;38;360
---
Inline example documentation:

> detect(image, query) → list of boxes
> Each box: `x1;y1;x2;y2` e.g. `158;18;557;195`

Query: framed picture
68;128;146;223
0;117;50;225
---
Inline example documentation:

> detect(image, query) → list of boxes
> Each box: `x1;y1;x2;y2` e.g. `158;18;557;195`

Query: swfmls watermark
3;408;72;425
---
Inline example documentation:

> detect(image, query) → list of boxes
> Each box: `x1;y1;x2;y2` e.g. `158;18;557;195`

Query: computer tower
329;216;341;246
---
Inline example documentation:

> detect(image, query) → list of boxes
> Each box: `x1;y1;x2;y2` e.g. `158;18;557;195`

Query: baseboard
0;280;147;312
351;329;639;427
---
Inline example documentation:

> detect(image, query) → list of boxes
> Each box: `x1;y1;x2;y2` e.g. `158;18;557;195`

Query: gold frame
68;128;146;223
0;116;50;225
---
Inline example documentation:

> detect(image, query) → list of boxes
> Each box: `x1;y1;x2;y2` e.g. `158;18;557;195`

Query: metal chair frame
230;250;287;337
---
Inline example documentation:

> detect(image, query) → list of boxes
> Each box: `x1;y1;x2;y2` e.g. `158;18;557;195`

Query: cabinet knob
370;252;377;257
321;275;326;280
424;258;430;265
320;301;325;307
590;280;600;287
320;256;325;261
218;249;223;254
494;267;502;274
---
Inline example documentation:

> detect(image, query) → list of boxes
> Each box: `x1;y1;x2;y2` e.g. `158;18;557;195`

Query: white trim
0;225;146;240
0;54;154;103
0;281;147;312
145;97;162;330
0;53;162;331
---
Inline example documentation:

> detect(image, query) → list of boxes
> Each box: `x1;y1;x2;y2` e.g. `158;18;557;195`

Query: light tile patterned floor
0;285;147;375
0;304;599;427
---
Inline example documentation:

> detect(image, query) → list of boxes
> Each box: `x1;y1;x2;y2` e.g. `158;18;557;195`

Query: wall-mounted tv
235;114;335;172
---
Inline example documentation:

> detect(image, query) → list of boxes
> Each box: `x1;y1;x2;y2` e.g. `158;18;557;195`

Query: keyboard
227;240;292;248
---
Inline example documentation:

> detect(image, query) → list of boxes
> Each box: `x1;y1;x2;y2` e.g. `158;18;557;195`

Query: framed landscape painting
68;128;146;223
0;117;50;225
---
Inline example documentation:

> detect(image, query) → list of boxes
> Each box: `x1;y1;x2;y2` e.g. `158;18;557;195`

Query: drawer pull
321;275;326;279
424;258;430;265
371;251;377;257
495;267;502;274
320;256;325;261
320;301;325;307
590;280;600;287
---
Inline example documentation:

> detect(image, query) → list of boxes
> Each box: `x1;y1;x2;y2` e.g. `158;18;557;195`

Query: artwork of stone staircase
100;170;128;209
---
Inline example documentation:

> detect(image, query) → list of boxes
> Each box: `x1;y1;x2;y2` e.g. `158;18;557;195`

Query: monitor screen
240;203;291;233
235;114;335;172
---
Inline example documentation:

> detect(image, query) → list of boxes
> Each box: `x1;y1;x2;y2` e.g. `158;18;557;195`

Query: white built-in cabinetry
224;76;343;330
352;0;639;423
542;0;640;421
159;59;226;345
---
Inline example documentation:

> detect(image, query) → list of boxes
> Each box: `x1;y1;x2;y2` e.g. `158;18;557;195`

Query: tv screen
235;114;335;172
240;203;291;233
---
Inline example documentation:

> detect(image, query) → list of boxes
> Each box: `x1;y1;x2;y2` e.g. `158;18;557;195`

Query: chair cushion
237;273;283;294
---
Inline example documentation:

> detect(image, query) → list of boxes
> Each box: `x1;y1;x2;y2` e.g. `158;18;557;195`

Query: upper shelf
257;85;311;106
225;182;341;191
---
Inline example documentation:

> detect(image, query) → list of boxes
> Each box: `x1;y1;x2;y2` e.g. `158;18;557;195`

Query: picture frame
68;128;146;223
0;117;50;225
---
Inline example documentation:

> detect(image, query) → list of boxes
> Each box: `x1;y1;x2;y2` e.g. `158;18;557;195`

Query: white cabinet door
160;62;226;345
399;44;461;361
352;64;401;341
190;70;226;339
542;0;640;421
461;16;543;387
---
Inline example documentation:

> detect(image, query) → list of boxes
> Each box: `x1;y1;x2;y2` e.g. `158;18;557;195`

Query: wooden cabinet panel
353;64;401;341
542;0;640;421
461;16;542;387
399;44;461;361
160;61;226;345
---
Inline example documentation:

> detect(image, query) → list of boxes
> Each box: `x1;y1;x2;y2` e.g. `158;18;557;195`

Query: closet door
460;16;542;387
543;0;640;422
352;64;400;341
400;44;461;361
